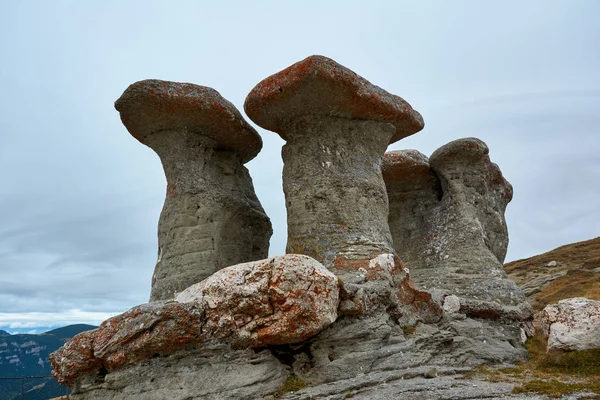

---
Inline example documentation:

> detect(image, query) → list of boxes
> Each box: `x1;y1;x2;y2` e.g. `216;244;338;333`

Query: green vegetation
475;334;600;398
513;379;600;398
402;325;416;337
274;375;307;397
525;335;600;376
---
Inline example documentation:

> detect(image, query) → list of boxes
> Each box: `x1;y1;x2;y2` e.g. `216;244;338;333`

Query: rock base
66;314;527;399
70;346;287;400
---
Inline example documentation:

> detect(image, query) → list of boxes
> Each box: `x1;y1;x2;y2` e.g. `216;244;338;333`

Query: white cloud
0;310;118;330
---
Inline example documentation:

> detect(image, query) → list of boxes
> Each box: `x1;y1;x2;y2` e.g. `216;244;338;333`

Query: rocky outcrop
505;237;600;313
383;139;532;325
115;79;272;301
541;297;600;351
50;255;339;389
51;62;541;400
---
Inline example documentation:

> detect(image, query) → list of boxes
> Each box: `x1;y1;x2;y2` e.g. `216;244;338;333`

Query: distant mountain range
0;324;96;400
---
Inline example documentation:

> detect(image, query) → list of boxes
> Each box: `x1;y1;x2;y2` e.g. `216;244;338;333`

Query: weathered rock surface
115;79;272;301
541;297;600;351
244;55;423;276
50;255;339;389
176;254;339;346
69;347;288;400
384;139;532;325
282;367;547;400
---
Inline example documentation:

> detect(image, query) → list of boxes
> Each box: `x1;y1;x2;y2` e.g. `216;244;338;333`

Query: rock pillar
115;79;272;300
384;138;531;322
244;55;424;281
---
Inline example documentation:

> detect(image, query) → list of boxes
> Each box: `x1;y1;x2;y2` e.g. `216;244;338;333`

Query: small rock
546;260;558;267
443;295;461;314
424;367;438;378
519;327;528;344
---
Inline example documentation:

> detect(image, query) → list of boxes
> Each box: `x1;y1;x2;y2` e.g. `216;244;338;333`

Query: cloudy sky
1;1;598;333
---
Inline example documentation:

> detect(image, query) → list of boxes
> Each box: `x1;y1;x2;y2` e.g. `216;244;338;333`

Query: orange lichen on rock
50;255;339;386
244;55;424;144
115;79;262;163
382;150;439;189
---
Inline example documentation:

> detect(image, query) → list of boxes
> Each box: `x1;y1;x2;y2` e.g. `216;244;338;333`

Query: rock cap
429;137;513;200
115;79;262;163
382;150;435;186
244;55;424;143
430;137;489;165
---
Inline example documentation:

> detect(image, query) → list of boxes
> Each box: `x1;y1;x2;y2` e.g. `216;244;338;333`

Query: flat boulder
541;297;600;351
50;255;339;386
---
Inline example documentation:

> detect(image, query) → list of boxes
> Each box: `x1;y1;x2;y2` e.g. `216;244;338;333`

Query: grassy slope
505;236;600;312
475;237;600;398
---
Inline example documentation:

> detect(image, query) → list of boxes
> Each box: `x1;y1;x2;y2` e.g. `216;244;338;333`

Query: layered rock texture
383;139;532;326
50;255;339;397
115;80;272;301
541;297;600;351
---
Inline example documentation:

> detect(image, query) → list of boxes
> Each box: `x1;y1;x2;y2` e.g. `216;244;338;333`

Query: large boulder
541;297;600;351
50;255;339;389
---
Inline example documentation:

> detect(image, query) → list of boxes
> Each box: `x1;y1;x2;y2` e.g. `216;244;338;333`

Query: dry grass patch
475;335;600;398
273;375;308;397
534;270;600;311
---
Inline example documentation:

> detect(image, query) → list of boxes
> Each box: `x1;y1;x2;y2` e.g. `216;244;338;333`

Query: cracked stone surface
383;139;532;326
115;79;272;300
50;255;339;388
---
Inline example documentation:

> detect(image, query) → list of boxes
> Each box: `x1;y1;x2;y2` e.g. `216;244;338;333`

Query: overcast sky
1;1;598;333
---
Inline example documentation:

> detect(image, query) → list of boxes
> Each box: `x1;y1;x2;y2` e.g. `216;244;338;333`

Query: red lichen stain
166;183;177;198
382;151;434;184
244;55;423;142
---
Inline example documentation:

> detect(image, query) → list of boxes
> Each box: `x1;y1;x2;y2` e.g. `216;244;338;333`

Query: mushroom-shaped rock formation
383;139;532;323
50;255;339;389
115;80;273;301
244;55;424;280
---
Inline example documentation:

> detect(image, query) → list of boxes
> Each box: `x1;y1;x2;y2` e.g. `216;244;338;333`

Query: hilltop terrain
505;237;600;313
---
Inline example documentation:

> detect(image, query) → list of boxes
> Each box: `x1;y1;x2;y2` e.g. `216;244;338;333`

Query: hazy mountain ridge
0;324;96;399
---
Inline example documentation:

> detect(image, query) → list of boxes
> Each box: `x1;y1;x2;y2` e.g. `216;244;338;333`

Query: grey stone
282;371;553;399
115;79;272;301
541;297;600;351
69;347;288;400
383;139;532;324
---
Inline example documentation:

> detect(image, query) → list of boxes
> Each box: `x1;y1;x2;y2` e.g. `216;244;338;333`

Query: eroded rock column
384;138;531;322
244;55;424;281
115;80;272;300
